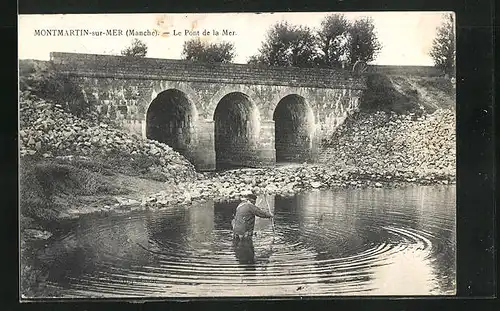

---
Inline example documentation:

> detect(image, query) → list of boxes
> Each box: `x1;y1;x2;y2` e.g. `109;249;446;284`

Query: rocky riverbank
24;159;455;221
19;92;200;230
140;163;454;210
140;108;456;210
19;92;200;183
18;92;456;225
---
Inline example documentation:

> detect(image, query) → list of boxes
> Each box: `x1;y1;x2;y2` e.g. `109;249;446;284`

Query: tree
345;17;382;66
121;39;148;57
316;14;350;68
247;54;267;66
247;21;318;68
429;13;455;77
181;38;235;63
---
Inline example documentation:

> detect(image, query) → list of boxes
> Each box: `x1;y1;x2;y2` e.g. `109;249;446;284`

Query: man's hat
244;193;258;202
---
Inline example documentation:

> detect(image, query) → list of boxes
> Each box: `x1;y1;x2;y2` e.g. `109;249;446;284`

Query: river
23;185;456;298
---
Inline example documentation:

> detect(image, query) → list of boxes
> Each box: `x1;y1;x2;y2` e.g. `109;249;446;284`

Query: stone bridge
50;52;366;171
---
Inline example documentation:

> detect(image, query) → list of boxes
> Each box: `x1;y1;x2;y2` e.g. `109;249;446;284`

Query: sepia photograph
18;12;456;298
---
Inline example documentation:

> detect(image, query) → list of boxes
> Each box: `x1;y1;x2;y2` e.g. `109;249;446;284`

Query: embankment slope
320;72;455;182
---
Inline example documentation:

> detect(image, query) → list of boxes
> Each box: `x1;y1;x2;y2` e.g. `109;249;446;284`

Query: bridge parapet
50;52;366;90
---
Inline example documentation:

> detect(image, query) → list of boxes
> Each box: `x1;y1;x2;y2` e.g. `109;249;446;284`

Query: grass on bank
19;156;129;228
360;73;455;114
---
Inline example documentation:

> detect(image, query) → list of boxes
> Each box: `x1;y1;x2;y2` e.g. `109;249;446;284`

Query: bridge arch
148;81;201;105
213;92;261;169
145;88;198;162
273;94;315;163
208;85;260;120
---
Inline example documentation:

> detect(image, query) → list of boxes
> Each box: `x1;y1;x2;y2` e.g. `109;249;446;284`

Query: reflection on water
23;185;456;297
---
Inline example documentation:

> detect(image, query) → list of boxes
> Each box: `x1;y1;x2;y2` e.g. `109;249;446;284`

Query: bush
19;60;103;121
359;73;423;115
121;38;148;57
19;60;38;76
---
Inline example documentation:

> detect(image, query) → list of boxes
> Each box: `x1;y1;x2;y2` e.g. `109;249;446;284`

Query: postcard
18;12;456;299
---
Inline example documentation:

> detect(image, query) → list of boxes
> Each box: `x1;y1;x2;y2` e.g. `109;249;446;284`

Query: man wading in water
232;193;274;240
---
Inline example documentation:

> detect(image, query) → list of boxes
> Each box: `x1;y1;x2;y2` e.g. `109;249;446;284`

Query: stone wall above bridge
50;52;366;170
51;52;365;89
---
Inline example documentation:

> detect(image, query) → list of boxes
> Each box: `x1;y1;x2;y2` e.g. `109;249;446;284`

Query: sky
18;12;452;66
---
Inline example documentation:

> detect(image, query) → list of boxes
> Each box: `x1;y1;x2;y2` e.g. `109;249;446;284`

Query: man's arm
250;203;273;218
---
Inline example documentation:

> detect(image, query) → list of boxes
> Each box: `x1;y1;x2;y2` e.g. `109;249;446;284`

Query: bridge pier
192;120;216;171
190;119;277;171
255;120;276;167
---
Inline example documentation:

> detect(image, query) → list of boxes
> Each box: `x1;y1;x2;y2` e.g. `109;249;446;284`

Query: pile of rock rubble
320;109;456;182
19;92;199;183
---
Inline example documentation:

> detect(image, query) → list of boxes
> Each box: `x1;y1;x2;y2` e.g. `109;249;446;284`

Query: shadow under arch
146;89;198;162
273;94;315;163
213;92;260;170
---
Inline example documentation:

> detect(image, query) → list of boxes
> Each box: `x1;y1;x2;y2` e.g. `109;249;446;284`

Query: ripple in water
29;185;456;297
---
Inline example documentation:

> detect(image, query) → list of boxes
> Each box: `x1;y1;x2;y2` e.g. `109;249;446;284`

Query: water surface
25;185;456;297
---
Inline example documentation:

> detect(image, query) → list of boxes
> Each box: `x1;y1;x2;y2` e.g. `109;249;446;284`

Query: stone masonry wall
60;75;364;140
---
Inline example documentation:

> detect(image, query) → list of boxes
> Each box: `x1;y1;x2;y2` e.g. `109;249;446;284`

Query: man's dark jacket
232;200;273;238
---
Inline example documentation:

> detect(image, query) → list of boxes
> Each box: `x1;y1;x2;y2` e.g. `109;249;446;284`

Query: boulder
310;181;322;188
